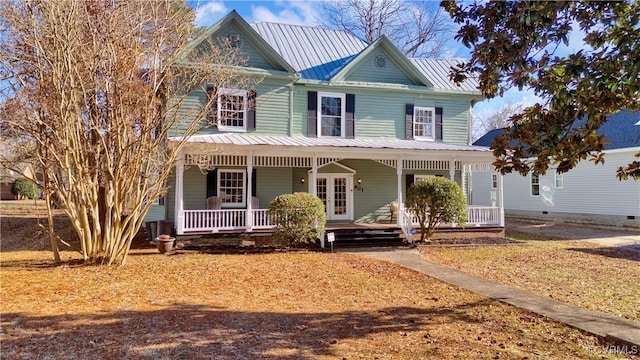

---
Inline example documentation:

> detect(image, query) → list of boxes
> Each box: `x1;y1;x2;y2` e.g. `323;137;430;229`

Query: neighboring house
0;163;38;200
151;11;502;237
473;110;640;229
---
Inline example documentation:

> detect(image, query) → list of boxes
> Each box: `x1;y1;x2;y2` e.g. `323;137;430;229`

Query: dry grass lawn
418;229;640;323
0;201;635;359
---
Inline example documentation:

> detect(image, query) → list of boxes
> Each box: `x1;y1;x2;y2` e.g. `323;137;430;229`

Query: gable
185;11;294;74
330;36;431;87
343;48;416;85
211;22;282;71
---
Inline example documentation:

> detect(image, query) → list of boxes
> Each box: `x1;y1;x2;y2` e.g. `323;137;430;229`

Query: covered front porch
169;134;504;241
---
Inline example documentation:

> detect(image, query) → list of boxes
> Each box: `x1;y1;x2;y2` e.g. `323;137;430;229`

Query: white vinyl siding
500;150;640;217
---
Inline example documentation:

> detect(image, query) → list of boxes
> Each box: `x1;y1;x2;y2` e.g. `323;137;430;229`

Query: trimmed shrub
406;177;467;241
268;192;326;246
12;177;38;199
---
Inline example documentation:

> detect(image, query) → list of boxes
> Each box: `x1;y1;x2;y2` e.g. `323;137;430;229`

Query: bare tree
320;0;453;58
0;0;255;265
472;102;523;142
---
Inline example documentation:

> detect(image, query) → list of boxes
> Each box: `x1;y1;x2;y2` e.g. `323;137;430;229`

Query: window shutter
405;174;414;199
405;104;414;140
345;93;355;139
251;169;257;196
206;86;217;125
307;91;318;137
206;170;217;197
435;107;443;141
247;90;256;131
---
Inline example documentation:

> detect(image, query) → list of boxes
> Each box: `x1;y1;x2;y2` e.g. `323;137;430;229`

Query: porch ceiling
170;133;491;154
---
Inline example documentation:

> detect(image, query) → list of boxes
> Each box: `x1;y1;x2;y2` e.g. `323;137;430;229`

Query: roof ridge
251;21;368;42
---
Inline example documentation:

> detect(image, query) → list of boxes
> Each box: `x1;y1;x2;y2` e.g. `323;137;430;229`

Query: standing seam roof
250;21;480;92
251;22;367;80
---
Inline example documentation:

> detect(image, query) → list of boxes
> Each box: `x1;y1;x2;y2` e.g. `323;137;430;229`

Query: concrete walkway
341;247;640;347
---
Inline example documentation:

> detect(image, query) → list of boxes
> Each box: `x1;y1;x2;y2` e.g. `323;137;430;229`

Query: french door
315;174;352;221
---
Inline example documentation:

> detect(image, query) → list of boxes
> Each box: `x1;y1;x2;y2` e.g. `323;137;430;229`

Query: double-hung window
491;173;498;189
555;171;564;189
531;173;540;196
217;169;246;207
218;88;247;131
318;92;345;137
413;107;435;140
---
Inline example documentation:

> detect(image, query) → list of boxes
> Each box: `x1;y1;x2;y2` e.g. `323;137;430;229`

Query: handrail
180;205;501;233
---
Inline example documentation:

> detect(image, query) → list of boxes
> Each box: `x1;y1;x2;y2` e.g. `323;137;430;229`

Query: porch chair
390;201;398;223
206;196;222;210
251;196;260;209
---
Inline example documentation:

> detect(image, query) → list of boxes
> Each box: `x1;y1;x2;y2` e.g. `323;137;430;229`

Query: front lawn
0;204;632;358
418;229;640;323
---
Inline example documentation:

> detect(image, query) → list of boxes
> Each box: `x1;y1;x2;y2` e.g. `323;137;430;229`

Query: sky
190;0;588;138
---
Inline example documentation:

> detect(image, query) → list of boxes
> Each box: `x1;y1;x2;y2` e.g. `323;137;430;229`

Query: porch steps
327;227;405;247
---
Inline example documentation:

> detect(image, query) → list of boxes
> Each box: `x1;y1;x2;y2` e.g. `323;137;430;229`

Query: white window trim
217;88;247;132
491;173;498;189
554;171;564;189
217;169;246;208
530;173;540;197
317;92;346;138
413;106;436;141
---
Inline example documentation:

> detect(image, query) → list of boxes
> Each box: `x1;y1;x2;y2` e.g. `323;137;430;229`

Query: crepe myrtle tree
406;177;467;242
443;1;640;180
0;0;256;265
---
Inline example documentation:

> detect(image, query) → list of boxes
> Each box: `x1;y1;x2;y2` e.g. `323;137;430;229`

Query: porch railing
180;205;501;234
466;205;501;226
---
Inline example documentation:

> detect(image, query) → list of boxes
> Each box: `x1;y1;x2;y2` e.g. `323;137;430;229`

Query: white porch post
449;158;456;181
311;154;318;197
498;172;505;227
461;163;467;200
174;151;185;235
396;159;403;226
246;152;253;231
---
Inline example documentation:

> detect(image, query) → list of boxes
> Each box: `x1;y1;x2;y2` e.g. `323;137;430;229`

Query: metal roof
251;22;367;81
171;133;491;152
410;58;480;93
251;21;480;93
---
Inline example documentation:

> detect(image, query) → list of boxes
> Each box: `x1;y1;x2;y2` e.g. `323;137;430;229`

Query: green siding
143;205;166;222
253;83;291;135
173;80;292;137
255;167;293;207
214;22;275;70
345;49;414;85
343;160;398;223
292;86;472;144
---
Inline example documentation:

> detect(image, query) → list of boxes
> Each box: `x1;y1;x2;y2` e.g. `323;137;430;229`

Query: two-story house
149;11;502;239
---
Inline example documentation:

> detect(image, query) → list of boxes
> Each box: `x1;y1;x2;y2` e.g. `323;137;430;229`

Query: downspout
288;74;300;137
468;100;476;145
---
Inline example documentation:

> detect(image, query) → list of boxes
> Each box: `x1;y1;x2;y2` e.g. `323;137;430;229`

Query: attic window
375;56;386;68
227;34;241;48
